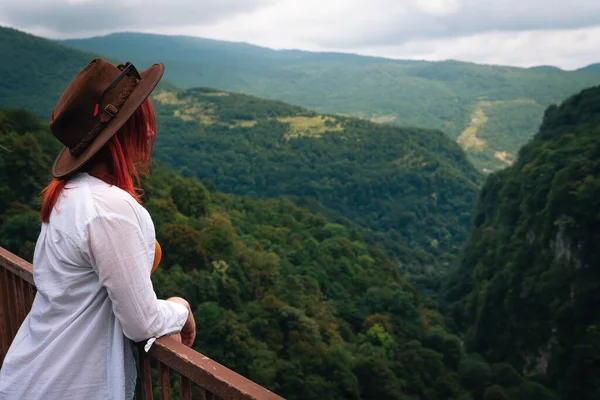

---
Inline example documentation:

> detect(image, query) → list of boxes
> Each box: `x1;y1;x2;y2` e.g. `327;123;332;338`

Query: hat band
69;75;138;157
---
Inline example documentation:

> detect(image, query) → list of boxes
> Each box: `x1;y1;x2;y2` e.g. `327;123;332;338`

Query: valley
457;99;542;171
149;87;481;270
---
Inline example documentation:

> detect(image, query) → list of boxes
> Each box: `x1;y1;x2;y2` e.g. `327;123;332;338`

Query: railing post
0;269;17;364
157;361;172;400
0;268;9;365
179;375;192;400
139;347;154;400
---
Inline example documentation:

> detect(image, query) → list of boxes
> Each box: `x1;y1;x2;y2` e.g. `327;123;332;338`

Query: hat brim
52;63;165;178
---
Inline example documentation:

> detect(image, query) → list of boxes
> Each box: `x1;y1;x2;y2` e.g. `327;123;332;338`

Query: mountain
0;27;175;119
148;87;482;269
62;32;600;172
0;27;97;118
443;85;600;399
527;66;562;72
578;63;600;72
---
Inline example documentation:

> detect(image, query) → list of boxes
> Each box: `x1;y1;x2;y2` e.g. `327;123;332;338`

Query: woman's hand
166;297;196;347
169;333;182;343
180;311;196;347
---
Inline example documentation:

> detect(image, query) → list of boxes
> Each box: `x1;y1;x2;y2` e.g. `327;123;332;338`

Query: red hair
40;98;156;223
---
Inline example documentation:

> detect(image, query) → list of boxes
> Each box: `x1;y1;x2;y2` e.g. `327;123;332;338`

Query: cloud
3;0;600;41
150;0;600;68
173;0;600;48
355;27;600;70
1;0;599;68
0;0;275;37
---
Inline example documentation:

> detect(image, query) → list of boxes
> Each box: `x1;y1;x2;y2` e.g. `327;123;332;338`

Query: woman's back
0;59;194;400
0;173;180;399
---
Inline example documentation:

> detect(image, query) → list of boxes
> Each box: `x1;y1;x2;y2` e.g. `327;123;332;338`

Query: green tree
459;358;491;393
483;385;509;400
0;210;40;261
170;177;210;218
160;223;207;271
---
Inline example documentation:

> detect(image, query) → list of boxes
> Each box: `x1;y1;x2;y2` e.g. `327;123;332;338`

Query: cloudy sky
1;0;599;69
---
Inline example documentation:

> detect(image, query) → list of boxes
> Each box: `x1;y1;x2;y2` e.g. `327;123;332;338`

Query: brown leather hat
50;58;164;178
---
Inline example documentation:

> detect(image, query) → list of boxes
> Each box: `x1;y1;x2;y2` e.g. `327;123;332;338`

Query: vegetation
0;26;175;119
459;100;546;172
577;63;600;72
0;27;96;118
62;32;600;171
149;87;482;270
444;85;600;399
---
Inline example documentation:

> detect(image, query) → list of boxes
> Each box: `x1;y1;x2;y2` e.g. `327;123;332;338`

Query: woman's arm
86;214;190;343
165;297;196;346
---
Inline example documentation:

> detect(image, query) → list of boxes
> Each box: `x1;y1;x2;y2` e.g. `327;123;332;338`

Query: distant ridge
577;63;600;72
62;31;415;64
527;65;563;71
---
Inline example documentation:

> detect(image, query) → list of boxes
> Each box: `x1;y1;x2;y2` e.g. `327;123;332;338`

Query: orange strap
151;241;162;274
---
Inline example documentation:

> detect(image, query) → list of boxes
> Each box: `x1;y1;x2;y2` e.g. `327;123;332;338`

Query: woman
0;58;195;399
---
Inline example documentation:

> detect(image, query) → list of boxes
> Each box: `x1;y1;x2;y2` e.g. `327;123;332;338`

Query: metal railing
0;247;284;400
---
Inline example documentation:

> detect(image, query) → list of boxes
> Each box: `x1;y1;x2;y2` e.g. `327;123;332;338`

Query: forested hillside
149;87;481;270
0;27;175;118
0;107;556;400
577;63;600;72
444;85;600;399
0;27;96;117
63;32;600;171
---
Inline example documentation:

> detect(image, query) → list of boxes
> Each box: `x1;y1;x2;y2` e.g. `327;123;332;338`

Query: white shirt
0;173;188;400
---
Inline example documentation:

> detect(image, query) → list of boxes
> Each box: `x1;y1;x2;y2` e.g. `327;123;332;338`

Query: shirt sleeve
86;213;188;344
